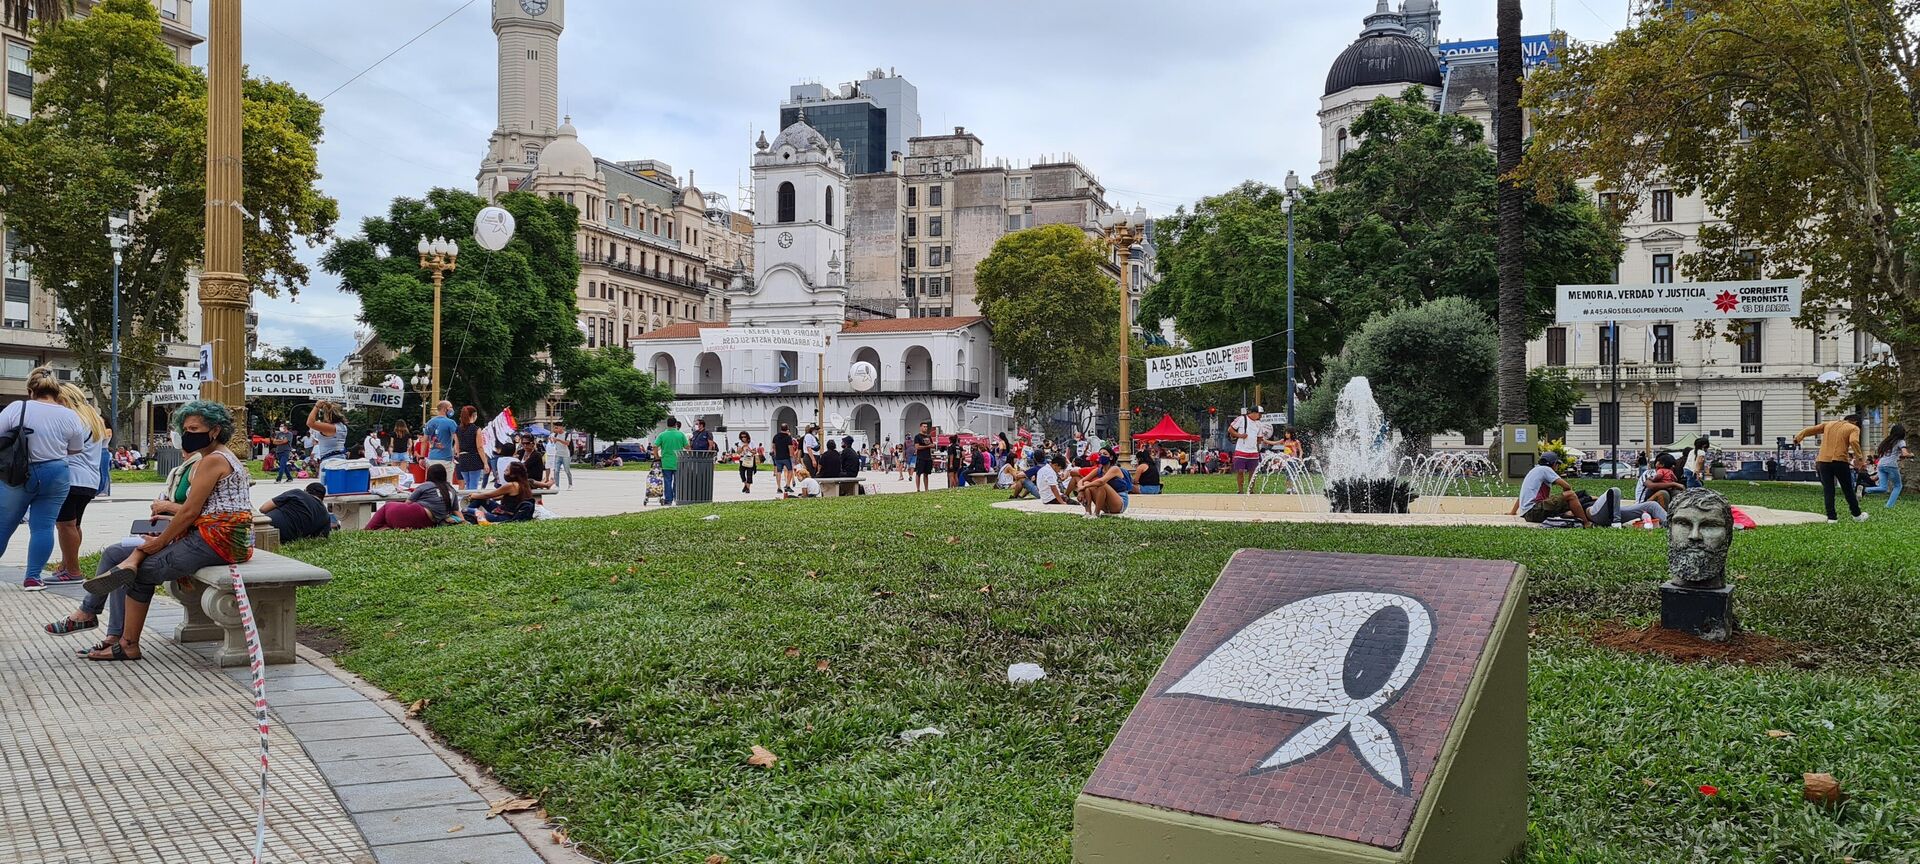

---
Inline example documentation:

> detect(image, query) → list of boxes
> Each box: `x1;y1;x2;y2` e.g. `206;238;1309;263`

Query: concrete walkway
1;582;555;864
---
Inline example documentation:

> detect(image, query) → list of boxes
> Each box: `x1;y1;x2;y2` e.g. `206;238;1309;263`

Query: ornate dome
536;117;596;177
1324;2;1443;96
769;120;831;154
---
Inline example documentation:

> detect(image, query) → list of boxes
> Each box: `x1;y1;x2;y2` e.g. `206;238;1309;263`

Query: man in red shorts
1228;404;1277;494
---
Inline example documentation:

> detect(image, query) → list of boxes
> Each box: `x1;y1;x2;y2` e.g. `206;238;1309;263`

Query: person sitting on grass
1133;449;1163;494
260;482;332;543
370;464;460;530
463;461;536;524
79;401;255;662
1510;451;1594;527
1079;453;1134;518
786;466;820;499
1637;452;1686;508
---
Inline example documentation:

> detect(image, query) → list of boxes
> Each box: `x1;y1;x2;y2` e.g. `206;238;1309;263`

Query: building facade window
929;246;942;267
1678;403;1698;425
929;216;942;237
1651;254;1674;284
1740;400;1763;445
824;186;835;227
1546;327;1567;366
906;216;917;237
907;187;917;207
6;41;31;123
1599;401;1619;445
906;247;916;267
1652;324;1674;363
1738;248;1760;279
929;185;942;207
1336;127;1349;157
1652;189;1674;222
776;182;795;223
1573;405;1593;425
1738;321;1763;364
1654;401;1675;445
1599;324;1618;365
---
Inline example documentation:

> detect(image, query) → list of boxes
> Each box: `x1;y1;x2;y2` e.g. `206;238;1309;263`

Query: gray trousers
95;533;232;604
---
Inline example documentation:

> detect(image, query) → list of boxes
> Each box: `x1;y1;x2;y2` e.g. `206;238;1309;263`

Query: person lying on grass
79;401;255;662
463;460;536;524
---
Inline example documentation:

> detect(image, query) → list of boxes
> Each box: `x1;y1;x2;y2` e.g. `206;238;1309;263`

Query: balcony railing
1559;363;1680;383
672;378;983;398
580;253;709;290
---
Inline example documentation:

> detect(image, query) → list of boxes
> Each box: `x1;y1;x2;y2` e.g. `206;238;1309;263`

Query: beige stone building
474;0;752;420
1;0;206;442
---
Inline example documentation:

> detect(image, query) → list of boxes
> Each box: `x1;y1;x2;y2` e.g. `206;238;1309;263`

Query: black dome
1324;31;1444;96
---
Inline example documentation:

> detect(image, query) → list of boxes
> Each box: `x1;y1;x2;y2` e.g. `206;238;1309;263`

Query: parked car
590;443;649;466
1580;459;1632;479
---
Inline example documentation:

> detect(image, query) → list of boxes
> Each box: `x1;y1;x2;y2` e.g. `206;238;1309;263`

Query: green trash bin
677;449;717;505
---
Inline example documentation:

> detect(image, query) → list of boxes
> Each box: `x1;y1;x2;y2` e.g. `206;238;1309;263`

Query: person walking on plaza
45;383;108;585
271;422;295;482
690;418;716;453
423;401;458;479
1864;423;1909;508
1795;413;1870;523
546;423;574;488
2;368;90;591
735;431;759;494
655;417;689;506
913;421;935;492
454;405;487;490
771;423;796;494
1228;405;1277;495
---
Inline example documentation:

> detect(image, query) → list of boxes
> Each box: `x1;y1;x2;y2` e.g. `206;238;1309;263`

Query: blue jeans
662;469;677;504
1023;480;1040;498
1866;465;1903;507
274;449;293;481
80;584;128;635
461;469;486;491
0;459;73;582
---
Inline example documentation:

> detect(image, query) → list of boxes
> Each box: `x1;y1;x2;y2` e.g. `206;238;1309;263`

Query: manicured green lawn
286;478;1920;863
111;462;276;484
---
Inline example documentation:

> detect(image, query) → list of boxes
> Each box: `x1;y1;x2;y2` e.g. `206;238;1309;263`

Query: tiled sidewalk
2;585;550;864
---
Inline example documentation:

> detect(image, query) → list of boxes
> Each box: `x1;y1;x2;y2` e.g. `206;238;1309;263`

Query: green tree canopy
1522;0;1920;429
974;224;1120;427
0;0;337;428
1526;367;1583;443
1297;297;1499;444
1144;89;1619;388
320;188;583;414
559;346;673;442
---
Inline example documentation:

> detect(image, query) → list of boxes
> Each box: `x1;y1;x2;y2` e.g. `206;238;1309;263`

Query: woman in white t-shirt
0;368;92;590
1864;423;1909;508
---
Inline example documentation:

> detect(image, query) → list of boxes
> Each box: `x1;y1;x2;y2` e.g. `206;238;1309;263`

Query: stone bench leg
200;582;301;666
170;579;225;644
334;505;373;532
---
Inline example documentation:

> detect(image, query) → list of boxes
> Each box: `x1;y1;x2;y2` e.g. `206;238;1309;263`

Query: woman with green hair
78;400;254;662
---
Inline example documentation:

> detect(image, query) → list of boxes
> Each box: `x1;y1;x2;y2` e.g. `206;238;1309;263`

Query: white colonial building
1312;0;1892;459
630;119;1012;448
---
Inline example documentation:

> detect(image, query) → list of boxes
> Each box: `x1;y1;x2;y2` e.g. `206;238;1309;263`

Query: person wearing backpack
0;368;93;591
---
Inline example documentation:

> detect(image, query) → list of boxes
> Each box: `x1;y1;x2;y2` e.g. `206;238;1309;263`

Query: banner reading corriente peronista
1555;278;1802;324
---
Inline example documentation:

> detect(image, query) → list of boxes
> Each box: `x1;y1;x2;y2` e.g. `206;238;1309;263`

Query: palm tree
1495;0;1528;424
3;1;72;31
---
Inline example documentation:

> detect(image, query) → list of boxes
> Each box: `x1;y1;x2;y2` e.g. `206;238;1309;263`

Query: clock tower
739;119;850;326
478;0;565;198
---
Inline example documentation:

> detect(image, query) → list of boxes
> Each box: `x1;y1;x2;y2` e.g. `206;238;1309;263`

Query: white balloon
848;360;877;392
472;206;516;251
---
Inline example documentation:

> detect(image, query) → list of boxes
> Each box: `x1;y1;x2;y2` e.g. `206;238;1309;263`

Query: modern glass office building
779;101;889;175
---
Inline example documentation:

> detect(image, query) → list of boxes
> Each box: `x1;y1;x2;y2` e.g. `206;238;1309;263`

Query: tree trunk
1898;342;1920;495
1495;0;1529;424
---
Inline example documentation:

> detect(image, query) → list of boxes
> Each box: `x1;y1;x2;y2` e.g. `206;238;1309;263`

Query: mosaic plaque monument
1075;550;1526;864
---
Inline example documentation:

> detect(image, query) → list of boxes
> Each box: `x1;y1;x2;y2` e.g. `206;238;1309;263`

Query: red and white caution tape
231;563;270;864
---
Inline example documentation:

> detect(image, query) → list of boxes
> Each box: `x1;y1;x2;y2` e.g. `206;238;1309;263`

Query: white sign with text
1145;341;1255;390
1555;279;1802;323
699;327;827;355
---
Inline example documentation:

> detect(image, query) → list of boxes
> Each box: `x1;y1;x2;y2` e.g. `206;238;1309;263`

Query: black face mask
180;430;214;452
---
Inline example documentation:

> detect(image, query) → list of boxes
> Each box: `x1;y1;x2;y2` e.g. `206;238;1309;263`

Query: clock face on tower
777;231;795;249
1410;24;1430;44
520;0;548;15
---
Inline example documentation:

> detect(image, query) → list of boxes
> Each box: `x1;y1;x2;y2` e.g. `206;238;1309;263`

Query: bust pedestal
1659;582;1736;642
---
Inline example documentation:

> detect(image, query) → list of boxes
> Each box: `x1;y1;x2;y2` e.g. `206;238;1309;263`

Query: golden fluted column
201;0;249;453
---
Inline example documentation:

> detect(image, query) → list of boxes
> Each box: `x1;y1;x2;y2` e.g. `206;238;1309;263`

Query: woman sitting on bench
79;401;255;662
463;460;536;524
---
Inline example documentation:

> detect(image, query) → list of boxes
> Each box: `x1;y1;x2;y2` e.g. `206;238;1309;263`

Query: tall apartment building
780;69;920;177
476;0;753;419
846;126;1122;318
2;0;206;442
1311;0;1887;458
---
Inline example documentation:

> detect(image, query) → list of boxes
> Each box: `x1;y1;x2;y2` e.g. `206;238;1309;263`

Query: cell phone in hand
130;518;170;536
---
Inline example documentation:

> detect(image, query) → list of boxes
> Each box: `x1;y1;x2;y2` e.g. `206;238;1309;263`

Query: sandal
83;566;138;598
45;616;98;635
86;641;140;662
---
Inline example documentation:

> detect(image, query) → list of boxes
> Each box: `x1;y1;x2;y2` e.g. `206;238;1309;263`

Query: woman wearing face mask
45;441;204;647
80;401;254;662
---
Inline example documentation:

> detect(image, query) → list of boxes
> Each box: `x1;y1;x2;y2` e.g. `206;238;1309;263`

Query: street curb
294;643;603;864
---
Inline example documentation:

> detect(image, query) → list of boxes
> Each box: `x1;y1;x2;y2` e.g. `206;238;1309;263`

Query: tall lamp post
1282;170;1301;428
106;214;127;444
199;0;249;453
1098;206;1149;458
416;237;458;408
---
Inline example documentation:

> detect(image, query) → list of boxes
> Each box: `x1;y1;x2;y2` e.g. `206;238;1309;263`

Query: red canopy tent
1134;414;1201;443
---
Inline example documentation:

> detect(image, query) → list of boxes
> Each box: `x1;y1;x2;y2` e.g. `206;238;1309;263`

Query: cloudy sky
206;0;1630;365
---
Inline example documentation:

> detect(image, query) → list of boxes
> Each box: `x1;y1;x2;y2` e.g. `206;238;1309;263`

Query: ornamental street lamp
417;237;458;408
1097;206;1150;458
410;363;432;427
1282;170;1302;429
107;213;127;445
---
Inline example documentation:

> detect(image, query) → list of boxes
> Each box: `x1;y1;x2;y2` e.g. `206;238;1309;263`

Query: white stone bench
817;477;863;498
172;550;333;666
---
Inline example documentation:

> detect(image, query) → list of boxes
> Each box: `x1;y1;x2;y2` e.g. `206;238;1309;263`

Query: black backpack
0;401;34;487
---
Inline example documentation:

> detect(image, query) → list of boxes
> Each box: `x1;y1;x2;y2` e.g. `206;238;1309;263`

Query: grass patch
287;480;1920;862
111;462;276;484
